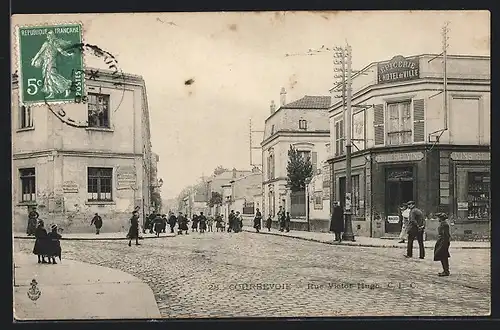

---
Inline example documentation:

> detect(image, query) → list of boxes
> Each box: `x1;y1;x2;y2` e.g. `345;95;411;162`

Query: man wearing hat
433;213;451;276
404;200;426;259
90;213;103;235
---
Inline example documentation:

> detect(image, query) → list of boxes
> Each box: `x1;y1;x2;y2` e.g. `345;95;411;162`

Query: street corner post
17;23;85;107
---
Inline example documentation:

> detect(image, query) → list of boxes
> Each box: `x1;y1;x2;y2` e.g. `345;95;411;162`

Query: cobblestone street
14;232;490;318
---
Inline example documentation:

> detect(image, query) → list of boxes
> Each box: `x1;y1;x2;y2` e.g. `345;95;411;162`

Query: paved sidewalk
14;232;175;241
242;227;490;249
13;252;161;320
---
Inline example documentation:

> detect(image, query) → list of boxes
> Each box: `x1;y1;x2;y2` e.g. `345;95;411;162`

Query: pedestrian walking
33;220;48;264
404;201;425;259
235;211;243;232
330;201;344;242
161;214;167;233
153;213;163;237
215;214;223;232
127;210;141;246
253;208;262;233
434;213;451;276
265;214;272;231
168;212;177;233
278;206;286;232
46;224;62;264
228;210;236;233
90;213;103;235
207;216;214;232
177;212;189;235
199;212;207;233
398;203;410;243
285;212;291;232
27;207;39;236
191;214;199;232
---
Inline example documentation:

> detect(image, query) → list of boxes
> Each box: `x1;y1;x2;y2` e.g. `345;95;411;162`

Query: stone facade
12;69;155;233
327;54;490;240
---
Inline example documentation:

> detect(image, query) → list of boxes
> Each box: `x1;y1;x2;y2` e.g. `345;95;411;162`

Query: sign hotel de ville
377;55;420;84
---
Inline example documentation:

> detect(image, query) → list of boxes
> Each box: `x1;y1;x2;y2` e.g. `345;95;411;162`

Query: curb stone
14;234;176;241
243;229;490;250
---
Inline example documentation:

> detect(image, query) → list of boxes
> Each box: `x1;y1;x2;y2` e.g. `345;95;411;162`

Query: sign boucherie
377;55;420;84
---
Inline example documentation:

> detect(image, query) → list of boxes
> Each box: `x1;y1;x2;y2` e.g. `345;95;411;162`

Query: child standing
47;224;62;264
434;213;451;276
266;215;272;232
33;220;48;264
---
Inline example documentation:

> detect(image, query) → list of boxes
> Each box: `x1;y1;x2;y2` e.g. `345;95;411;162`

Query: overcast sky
12;11;490;199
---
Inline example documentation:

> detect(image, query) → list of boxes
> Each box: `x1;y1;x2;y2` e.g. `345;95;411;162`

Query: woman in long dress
434;213;451;276
127;211;140;246
30;30;74;99
33;220;48;263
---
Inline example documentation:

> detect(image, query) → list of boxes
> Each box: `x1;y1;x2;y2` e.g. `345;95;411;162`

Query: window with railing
20;168;36;202
387;101;412;145
88;93;110;128
88;167;113;201
467;172;490;220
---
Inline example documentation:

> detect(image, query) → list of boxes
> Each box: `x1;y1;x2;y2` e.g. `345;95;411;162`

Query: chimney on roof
232;168;237;178
280;87;286;106
270;100;276;114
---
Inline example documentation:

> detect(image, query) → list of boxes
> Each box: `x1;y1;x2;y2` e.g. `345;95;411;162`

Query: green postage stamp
16;23;85;105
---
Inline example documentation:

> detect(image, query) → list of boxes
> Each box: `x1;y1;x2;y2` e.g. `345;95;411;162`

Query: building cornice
329;82;491;115
13;149;144;160
261;130;330;147
326;144;491;164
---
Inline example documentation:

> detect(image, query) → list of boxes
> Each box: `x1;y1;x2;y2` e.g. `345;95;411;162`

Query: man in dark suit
330;201;344;242
404;201;426;259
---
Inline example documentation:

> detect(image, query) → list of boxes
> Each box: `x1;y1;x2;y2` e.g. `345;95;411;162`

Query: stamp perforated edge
13;21;87;108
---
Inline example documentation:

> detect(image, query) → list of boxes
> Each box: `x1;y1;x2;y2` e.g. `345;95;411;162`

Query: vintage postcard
11;11;490;320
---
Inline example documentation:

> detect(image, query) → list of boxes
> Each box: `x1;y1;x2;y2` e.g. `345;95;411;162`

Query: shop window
299;119;307;130
335;119;345;156
20;105;34;129
467;172;490;220
20;168;36;202
387;101;412;145
88;167;113;201
88;93;110;128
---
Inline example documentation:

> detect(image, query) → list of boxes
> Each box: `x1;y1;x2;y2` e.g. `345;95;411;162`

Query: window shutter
312;152;318;174
373;104;384;145
413;99;425;142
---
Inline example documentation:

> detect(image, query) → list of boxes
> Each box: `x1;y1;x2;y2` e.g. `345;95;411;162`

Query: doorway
385;167;414;233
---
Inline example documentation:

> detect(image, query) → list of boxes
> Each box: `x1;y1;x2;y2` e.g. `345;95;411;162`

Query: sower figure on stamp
33;220;48;264
434;213;451;276
330;201;344;242
398;203;410;243
127;210;141;247
30;30;74;99
254;208;262;233
26;206;39;236
404;201;425;259
90;213;103;235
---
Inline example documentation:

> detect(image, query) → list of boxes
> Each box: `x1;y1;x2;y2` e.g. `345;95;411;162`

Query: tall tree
208;191;223;208
286;145;313;192
213;165;228;176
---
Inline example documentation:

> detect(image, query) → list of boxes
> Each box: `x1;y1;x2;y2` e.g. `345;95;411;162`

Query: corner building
12;69;155;233
327;54;490;240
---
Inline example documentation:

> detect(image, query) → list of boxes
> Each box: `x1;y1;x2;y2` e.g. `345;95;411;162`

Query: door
385;167;414;233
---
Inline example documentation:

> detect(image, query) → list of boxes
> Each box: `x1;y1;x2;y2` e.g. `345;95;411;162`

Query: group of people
31;219;62;264
396;200;451;276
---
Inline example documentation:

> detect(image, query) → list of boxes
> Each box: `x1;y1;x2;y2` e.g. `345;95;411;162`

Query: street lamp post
305;177;311;232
